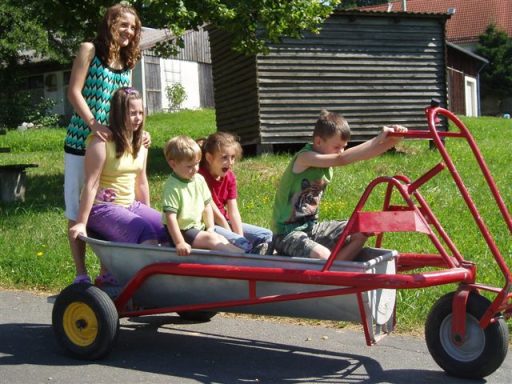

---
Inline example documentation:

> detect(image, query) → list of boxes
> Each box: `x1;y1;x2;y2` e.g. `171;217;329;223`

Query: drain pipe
402;0;407;11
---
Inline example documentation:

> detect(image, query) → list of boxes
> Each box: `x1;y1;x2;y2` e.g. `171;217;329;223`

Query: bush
0;92;61;129
26;97;61;128
166;83;187;111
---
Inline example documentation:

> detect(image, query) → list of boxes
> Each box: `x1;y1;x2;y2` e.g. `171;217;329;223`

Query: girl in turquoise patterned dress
64;3;142;285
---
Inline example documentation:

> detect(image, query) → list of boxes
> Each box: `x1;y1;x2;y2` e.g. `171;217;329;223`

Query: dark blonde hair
164;136;202;164
198;132;242;168
109;87;144;158
94;3;141;69
314;109;351;141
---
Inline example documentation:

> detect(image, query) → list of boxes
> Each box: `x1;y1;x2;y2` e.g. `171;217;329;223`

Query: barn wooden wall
209;11;449;148
208;29;260;143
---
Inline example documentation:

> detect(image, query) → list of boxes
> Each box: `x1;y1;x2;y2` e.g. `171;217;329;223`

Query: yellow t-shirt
93;140;146;207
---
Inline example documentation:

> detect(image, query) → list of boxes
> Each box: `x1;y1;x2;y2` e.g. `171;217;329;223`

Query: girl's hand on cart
69;223;87;240
176;241;191;256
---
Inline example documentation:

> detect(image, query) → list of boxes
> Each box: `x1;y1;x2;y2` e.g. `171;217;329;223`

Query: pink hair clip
124;87;138;95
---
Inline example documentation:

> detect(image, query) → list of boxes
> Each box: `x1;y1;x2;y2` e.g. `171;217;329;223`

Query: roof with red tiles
358;0;512;44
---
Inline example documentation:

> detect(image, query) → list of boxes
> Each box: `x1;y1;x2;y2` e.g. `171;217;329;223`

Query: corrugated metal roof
140;27;173;51
141;27;211;64
336;8;449;18
446;42;488;64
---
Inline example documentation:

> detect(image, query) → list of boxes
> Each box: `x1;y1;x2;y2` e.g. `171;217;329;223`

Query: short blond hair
164;135;202;163
314;109;351;141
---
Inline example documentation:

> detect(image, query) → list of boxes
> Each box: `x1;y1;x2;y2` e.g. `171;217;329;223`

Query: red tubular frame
109;105;511;345
114;262;474;317
388;106;512;333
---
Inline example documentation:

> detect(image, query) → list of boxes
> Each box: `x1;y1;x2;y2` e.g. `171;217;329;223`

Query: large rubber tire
425;291;508;379
177;311;217;322
52;283;119;360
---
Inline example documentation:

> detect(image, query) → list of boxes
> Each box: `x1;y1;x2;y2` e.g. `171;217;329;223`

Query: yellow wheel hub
63;302;98;347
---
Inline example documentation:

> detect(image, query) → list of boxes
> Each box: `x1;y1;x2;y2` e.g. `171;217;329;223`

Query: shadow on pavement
0;316;484;384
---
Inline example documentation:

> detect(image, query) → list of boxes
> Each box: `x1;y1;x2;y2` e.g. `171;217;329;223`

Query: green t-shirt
162;172;212;230
272;144;333;235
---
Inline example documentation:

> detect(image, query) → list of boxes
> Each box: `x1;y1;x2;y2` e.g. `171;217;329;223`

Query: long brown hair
93;3;141;69
109;87;143;158
198;132;242;168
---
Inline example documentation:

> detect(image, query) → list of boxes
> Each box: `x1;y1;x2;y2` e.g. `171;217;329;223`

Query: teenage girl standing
64;4;142;284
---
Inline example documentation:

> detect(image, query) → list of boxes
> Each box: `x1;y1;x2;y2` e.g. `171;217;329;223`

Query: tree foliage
145;0;344;54
476;24;512;99
0;1;52;65
1;0;343;66
0;0;343;126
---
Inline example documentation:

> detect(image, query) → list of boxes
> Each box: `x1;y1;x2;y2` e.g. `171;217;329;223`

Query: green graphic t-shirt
272;144;333;235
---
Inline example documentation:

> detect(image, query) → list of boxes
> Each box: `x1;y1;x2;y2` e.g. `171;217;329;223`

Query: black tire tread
52;283;119;360
425;291;508;379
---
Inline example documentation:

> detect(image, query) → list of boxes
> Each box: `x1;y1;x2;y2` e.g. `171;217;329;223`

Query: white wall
464;76;478;117
31;56;202;120
161;58;201;110
43;71;66;116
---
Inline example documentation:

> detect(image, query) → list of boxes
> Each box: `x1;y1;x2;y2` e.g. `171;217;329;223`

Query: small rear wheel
177;311;217;322
425;291;508;379
52;283;119;360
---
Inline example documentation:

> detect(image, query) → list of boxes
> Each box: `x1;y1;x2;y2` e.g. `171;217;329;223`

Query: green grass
1;110;511;331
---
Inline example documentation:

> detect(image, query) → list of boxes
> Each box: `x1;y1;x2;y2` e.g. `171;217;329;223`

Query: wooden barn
446;42;487;117
360;0;512;117
133;27;214;114
208;10;450;151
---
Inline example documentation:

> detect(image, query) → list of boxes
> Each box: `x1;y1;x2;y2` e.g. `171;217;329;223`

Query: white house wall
43;72;65;116
161;58;201;110
132;57;144;102
24;56;207;123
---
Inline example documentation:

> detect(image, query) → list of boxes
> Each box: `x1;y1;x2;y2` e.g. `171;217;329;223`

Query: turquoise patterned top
64;55;131;155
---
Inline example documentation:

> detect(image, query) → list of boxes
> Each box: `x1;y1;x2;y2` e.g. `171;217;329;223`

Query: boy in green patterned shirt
272;110;407;261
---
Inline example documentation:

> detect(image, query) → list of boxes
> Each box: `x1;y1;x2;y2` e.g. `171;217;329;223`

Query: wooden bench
0;129;7;153
0;129;39;202
0;163;38;203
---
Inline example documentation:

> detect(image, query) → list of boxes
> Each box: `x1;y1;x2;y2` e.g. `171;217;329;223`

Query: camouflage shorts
273;220;348;258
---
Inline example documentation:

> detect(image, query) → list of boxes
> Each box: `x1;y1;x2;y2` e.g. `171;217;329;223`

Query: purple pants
87;201;167;244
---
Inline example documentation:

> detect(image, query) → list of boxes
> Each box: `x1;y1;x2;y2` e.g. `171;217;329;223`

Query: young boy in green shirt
272;110;407;261
162;135;243;256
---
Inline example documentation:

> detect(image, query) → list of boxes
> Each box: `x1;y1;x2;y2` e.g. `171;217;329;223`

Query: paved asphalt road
0;289;510;384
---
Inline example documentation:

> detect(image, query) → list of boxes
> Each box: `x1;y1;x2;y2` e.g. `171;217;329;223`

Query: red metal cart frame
52;104;511;379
